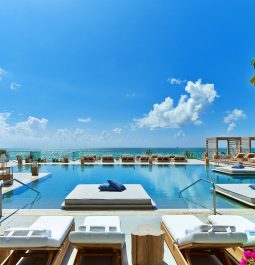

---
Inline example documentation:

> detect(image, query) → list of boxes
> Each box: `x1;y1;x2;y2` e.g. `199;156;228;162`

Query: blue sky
0;0;255;148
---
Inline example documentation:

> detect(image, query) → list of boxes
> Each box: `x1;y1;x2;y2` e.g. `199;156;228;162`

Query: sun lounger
157;156;170;163
69;216;125;265
232;153;245;161
172;156;187;162
102;155;115;163
121;155;135;163
151;155;158;161
83;155;96;163
208;215;255;261
0;216;74;265
139;156;149;162
161;215;247;265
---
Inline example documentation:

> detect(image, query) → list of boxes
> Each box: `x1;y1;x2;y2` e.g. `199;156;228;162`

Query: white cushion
208;215;255;247
70;216;125;245
0;216;74;248
162;215;247;246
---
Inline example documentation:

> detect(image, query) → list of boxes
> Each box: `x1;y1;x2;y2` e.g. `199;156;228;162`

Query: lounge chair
102;155;115;163
139;156;149;163
161;215;247;265
151;155;158;161
246;153;255;162
69;216;125;265
231;153;245;161
0;216;74;265
121;155;135;163
83;155;96;163
172;156;187;162
157;156;170;163
208;215;255;261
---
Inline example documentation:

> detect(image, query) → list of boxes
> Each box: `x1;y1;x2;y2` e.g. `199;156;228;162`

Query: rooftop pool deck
2;160;255;210
2;160;255;264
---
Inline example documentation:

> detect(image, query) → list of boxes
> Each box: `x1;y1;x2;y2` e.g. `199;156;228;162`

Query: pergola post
206;139;208;155
248;138;252;153
215;138;218;157
227;140;230;155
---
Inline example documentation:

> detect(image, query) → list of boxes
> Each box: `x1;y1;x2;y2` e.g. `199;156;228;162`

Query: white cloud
0;113;48;147
77;117;91;123
10;82;21;90
167;77;186;85
0;68;7;80
135;79;218;129
224;109;246;132
14;116;48;137
113;128;122;134
175;130;185;139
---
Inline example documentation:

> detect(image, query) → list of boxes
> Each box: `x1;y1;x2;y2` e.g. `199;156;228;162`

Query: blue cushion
249;184;255;190
98;183;117;191
232;164;245;169
107;180;126;191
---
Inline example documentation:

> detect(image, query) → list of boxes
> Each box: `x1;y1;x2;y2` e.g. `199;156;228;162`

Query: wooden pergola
206;137;242;158
240;137;255;154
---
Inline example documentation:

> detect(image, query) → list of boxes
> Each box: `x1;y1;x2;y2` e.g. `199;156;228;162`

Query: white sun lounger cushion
208;215;255;247
162;215;247;247
0;216;74;248
69;216;125;245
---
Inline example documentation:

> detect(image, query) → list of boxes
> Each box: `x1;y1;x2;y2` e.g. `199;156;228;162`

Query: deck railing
179;178;217;215
0;179;40;224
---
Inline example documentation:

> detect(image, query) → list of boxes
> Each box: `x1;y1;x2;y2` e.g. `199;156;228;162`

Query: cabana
206;137;242;159
206;137;255;159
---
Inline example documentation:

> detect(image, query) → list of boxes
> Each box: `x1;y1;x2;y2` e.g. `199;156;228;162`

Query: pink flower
240;249;255;265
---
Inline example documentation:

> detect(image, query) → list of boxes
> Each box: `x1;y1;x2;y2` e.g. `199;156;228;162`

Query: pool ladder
0;179;40;224
179;179;217;215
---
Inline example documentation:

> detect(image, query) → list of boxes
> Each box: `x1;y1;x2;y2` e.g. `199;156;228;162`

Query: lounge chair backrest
236;153;245;158
247;153;255;159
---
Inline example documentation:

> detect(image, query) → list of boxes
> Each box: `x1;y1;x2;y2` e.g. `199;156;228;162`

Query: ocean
6;147;206;161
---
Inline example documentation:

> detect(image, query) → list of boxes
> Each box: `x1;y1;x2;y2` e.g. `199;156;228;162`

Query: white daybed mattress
216;184;255;206
62;184;155;209
213;166;255;175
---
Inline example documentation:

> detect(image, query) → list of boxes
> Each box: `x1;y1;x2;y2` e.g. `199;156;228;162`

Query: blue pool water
3;164;254;209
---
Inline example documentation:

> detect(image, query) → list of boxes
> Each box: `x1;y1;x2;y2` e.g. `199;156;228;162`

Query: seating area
1;214;253;265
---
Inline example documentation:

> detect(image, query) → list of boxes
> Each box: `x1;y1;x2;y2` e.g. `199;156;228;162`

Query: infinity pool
3;164;254;209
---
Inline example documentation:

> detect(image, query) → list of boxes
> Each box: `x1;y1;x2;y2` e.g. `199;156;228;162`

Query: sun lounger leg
46;251;54;265
115;249;121;265
215;250;234;265
184;250;192;265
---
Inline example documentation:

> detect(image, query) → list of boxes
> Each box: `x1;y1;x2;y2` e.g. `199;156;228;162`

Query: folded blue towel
98;183;117;191
232;164;245;169
249;184;255;190
107;180;126;191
